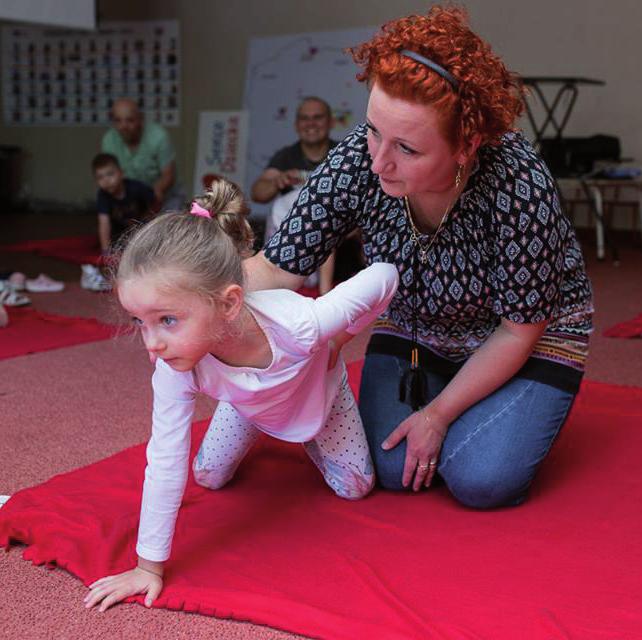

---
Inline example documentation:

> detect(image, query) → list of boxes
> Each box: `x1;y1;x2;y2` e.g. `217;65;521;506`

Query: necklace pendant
418;248;429;264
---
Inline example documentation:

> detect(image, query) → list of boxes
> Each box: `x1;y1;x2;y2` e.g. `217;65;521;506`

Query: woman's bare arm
243;252;306;292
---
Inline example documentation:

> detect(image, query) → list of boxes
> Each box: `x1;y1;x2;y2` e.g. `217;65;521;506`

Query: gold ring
417;463;429;471
429;459;438;467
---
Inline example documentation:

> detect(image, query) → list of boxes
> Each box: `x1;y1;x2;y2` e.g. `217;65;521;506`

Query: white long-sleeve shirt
136;262;399;561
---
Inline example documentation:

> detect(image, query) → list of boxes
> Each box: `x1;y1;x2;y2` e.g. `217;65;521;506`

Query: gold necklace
404;196;453;264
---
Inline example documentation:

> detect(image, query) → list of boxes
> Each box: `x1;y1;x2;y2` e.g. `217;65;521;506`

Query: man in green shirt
101;98;184;211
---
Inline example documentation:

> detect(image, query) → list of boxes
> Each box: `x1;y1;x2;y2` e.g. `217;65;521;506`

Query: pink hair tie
190;201;212;218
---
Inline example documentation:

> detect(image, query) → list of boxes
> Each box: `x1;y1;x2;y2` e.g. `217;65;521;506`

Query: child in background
84;177;398;612
81;153;157;292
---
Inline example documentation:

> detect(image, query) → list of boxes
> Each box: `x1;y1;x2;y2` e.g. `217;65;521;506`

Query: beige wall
1;0;641;209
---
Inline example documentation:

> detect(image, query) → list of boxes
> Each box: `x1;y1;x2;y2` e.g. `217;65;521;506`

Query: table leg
638;187;642;249
589;185;605;260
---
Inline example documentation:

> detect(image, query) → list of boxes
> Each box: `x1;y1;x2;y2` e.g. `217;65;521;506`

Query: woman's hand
84;566;163;612
327;331;353;370
382;409;449;492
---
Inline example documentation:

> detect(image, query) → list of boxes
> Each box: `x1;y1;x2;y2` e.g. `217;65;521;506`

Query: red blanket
1;372;641;639
0;308;118;360
603;312;642;338
1;235;101;266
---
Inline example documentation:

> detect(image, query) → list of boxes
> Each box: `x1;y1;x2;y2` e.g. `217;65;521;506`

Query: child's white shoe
80;264;111;292
0;281;31;306
25;273;65;293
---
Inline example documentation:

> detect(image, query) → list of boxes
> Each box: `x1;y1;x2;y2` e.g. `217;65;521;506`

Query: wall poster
2;20;180;127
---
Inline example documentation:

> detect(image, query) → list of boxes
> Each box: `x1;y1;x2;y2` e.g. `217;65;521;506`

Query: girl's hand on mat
84;567;163;612
381;410;448;492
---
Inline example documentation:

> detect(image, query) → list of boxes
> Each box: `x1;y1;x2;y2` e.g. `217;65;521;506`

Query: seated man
102;98;184;211
251;97;363;293
251;96;337;204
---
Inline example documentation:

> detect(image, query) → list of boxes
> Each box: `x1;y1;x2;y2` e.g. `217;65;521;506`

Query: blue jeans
359;353;576;509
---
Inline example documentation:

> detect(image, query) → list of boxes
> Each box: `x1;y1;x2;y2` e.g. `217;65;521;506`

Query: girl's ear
456;132;482;164
217;284;244;322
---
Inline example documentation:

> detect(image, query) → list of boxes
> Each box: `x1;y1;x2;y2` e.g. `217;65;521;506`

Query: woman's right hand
382;407;449;491
84;566;163;612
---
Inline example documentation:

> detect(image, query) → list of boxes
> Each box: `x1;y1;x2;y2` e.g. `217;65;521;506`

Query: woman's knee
321;456;376;500
367;445;405;491
442;466;528;509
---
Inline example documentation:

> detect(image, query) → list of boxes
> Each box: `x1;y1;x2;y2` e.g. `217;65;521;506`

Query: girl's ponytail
192;176;254;258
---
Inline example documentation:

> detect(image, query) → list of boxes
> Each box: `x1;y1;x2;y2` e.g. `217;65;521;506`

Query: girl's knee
326;464;375;500
192;462;234;490
333;472;375;500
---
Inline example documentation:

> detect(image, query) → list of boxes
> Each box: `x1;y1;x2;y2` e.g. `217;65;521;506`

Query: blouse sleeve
489;142;567;324
263;124;372;276
136;360;197;562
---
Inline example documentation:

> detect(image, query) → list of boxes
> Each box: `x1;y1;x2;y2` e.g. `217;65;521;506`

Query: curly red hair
349;5;525;148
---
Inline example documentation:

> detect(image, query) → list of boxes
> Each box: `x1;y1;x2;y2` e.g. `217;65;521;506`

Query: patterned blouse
264;124;593;393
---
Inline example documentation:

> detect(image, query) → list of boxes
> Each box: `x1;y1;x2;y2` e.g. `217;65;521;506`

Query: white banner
193;110;249;196
0;0;95;30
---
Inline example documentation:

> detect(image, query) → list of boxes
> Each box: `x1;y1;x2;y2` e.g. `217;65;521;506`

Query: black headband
400;49;459;90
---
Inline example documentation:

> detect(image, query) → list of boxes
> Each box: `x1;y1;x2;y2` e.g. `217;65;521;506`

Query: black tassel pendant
399;348;428;410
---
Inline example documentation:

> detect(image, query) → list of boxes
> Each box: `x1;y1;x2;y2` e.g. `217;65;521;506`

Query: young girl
84;177;398;612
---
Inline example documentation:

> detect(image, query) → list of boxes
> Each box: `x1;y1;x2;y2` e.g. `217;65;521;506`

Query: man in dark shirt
251;97;362;293
251;97;337;203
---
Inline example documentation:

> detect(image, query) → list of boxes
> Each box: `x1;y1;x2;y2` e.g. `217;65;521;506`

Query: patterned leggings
193;373;375;500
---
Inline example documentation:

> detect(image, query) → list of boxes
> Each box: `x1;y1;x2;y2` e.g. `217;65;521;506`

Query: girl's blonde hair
116;176;254;302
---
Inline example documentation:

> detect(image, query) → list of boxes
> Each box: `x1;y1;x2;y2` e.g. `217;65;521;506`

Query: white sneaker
26;273;65;293
0;281;31;306
80;264;111;292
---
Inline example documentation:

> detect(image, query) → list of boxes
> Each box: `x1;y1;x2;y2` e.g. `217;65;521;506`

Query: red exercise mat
1;371;641;640
1;235;101;266
603;313;642;338
0;307;119;360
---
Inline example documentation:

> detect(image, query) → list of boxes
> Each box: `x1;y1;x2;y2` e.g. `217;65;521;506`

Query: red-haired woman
245;5;593;508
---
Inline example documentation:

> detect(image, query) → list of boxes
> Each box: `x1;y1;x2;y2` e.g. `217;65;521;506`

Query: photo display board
2;20;180;126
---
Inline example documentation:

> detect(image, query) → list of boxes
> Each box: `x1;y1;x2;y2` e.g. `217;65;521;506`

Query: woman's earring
455;164;463;189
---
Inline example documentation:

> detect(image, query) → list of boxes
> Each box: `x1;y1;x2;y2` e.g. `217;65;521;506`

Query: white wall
0;0;95;30
1;0;640;218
